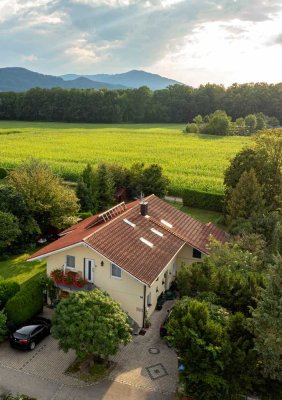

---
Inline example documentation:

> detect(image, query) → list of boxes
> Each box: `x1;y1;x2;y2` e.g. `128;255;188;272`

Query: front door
84;259;95;282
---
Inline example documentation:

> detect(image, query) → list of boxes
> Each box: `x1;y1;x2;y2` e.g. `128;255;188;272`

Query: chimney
140;202;148;216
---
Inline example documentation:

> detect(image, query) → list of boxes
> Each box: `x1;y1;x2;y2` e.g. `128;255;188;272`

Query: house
28;195;228;328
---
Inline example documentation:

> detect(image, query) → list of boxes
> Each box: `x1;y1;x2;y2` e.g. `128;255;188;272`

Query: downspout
142;284;147;328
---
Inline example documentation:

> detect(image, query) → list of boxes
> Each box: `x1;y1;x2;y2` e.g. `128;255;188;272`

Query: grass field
0;121;250;195
0;253;46;285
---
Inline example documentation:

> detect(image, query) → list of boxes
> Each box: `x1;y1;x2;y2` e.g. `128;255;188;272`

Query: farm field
0;121;250;195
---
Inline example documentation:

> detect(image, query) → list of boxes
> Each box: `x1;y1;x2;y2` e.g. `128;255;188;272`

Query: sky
0;0;282;86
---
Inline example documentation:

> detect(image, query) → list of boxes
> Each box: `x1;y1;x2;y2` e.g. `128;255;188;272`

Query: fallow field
0;121;250;195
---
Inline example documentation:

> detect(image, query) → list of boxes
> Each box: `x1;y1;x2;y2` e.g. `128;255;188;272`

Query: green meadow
0;121;250;195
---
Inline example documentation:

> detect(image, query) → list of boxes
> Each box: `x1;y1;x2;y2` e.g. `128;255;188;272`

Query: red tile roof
28;195;229;285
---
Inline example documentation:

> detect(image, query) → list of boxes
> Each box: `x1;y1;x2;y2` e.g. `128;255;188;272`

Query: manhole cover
146;363;168;380
148;347;160;354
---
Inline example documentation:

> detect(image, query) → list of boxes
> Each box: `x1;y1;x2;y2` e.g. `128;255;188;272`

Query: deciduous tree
251;255;282;382
51;290;132;360
8;159;79;233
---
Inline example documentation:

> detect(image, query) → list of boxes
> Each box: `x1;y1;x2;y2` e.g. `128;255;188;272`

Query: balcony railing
50;269;96;292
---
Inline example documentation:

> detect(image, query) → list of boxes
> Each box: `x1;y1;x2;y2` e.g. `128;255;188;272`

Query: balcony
50;269;95;292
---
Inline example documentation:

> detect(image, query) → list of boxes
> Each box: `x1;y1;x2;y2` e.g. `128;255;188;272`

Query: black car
160;309;172;337
10;317;51;350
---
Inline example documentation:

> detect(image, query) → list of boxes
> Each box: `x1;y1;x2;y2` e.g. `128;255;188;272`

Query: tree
226;169;265;224
167;298;230;400
251;255;282;382
255;112;267;131
202;110;231;135
245;114;257;134
185;123;199;133
51;290;132;360
140;164;169;197
76;164;97;213
96;163;114;211
0;184;39;247
224;143;281;211
0;211;20;252
8;159;79;233
234;117;246;135
225;312;258;396
0;312;7;343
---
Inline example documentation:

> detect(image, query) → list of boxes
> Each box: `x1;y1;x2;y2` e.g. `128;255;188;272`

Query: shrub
182;188;224;212
0;312;7;342
185;123;199;133
0;167;7;180
0;280;20;309
5;279;43;328
78;211;93;220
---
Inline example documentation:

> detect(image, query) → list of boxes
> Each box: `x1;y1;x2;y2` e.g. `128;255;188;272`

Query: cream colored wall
176;244;204;267
46;244;145;326
145;257;177;318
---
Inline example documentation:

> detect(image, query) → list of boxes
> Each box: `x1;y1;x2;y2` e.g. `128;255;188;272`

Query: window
111;263;122;278
147;292;152;307
66;255;75;268
192;248;202;259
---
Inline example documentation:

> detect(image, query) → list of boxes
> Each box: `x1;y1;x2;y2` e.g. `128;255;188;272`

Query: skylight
140;237;154;248
150;228;164;237
160;219;173;228
123;218;136;228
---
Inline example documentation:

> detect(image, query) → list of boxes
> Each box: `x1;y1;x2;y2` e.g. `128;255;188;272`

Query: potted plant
50;269;64;284
74;277;87;288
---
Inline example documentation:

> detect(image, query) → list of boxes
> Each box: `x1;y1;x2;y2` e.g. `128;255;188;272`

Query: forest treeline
0;82;281;124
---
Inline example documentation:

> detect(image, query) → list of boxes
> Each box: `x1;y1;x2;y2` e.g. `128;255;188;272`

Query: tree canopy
8;159;79;233
51;290;132;360
0;83;281;123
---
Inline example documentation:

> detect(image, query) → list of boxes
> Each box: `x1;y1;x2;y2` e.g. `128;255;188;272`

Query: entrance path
0;303;177;399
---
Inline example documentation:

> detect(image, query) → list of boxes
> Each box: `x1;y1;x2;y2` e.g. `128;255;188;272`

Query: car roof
16;325;41;334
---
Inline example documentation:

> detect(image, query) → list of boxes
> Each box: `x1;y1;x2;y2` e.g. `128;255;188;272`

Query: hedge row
5;279;43;327
0;280;20;309
182;188;224;212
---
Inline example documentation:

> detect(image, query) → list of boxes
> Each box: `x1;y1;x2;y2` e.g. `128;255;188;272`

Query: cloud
271;32;282;45
21;54;38;62
0;0;282;82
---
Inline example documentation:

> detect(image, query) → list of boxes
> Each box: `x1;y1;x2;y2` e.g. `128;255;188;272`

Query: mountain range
0;67;181;92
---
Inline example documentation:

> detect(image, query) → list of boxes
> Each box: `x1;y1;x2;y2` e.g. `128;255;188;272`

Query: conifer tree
226;169;265;223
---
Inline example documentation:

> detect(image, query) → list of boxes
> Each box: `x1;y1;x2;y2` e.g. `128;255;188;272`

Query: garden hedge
0;280;20;309
182;189;224;212
5;279;43;328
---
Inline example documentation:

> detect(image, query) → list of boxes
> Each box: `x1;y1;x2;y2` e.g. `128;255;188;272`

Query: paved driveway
0;302;177;399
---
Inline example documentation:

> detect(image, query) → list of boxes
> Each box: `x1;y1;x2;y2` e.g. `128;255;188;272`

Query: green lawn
0;253;46;285
0;121;249;195
167;201;224;227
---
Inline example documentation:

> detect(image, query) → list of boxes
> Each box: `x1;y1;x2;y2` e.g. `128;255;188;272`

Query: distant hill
0;67;127;92
62;70;182;90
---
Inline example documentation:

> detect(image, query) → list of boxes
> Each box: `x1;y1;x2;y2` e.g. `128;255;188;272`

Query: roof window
160;219;173;228
150;228;164;237
123;218;136;228
140;237;154;248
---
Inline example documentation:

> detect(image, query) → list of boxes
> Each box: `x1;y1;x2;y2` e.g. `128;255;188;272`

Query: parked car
10;317;51;350
160;309;173;337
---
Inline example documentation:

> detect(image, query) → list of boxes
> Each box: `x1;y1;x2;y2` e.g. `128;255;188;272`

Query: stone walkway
0;303;177;398
109;300;178;395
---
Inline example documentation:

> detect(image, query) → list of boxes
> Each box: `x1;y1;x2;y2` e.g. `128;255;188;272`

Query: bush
0;167;7;180
0;280;20;309
182;188;224;212
185;123;199;133
0;312;7;342
5;279;43;328
78;211;93;220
